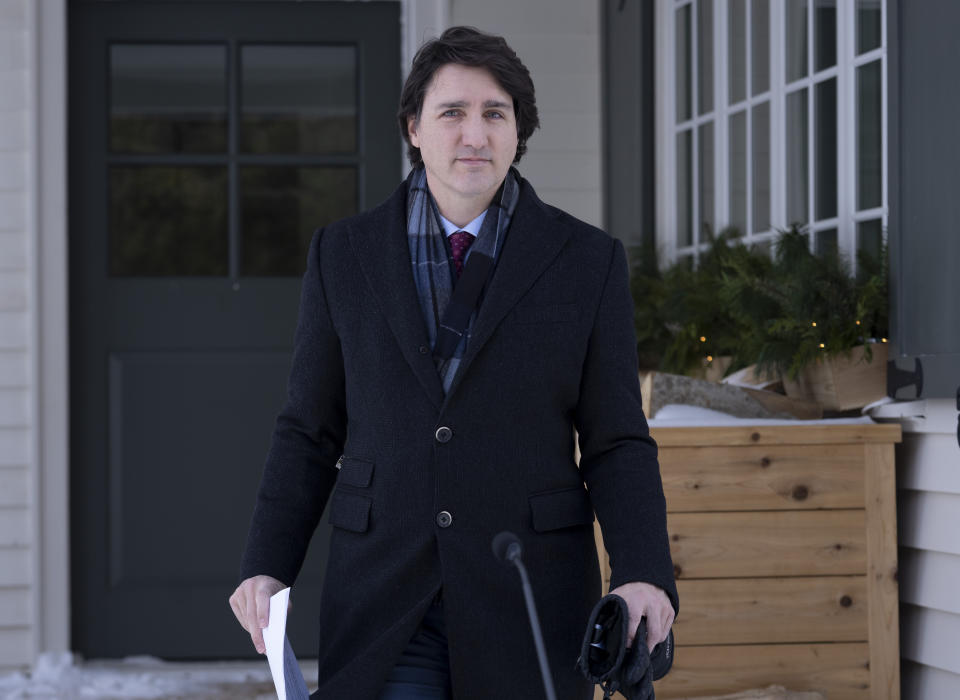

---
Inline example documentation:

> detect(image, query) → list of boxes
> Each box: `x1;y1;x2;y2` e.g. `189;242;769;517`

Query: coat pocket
529;486;595;532
328;490;372;533
338;456;374;488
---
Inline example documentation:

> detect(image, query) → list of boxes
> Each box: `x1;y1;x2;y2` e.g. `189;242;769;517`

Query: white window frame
655;0;887;271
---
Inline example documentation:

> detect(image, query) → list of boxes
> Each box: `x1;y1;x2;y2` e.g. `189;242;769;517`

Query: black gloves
577;593;674;700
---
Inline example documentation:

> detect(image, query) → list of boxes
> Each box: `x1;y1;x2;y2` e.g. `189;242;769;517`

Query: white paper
264;587;309;700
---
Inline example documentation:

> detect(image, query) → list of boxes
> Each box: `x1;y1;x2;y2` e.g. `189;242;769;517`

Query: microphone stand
497;535;558;700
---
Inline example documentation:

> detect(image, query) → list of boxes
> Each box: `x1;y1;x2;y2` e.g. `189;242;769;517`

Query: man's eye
442;110;461;118
486;111;504;119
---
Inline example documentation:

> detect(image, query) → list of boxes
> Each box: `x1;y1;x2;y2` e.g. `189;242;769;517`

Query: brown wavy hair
398;26;540;166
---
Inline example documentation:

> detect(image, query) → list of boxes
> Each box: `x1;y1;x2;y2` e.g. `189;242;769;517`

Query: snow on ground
0;653;318;700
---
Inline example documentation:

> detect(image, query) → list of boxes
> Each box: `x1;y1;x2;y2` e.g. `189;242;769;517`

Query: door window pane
857;0;882;54
110;167;228;276
728;0;747;104
676;130;693;247
110;44;227;154
752;101;770;233
786;0;808;82
814;0;837;72
699;122;715;237
751;0;769;95
676;5;692;122
857;60;882;210
815;78;837;220
241;45;357;154
729;110;747;236
241;167;357;276
786;88;809;226
697;0;714;115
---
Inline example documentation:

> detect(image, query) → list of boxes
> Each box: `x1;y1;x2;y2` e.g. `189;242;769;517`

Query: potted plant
629;229;754;380
719;226;889;411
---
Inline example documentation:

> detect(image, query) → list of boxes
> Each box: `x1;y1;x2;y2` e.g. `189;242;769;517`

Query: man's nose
460;115;488;149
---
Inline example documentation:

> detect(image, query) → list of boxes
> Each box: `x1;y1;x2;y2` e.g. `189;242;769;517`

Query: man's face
408;63;519;219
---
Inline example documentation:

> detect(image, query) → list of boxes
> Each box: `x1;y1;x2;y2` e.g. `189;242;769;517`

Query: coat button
436;511;453;528
435;426;453;443
419;345;429;354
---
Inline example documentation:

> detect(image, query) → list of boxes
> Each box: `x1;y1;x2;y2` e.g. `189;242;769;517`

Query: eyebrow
436;100;511;109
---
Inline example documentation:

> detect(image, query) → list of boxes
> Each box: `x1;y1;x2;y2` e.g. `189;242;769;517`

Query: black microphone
492;531;523;564
492;531;558;700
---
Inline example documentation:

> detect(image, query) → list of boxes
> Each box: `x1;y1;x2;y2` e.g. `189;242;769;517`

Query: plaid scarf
406;166;520;393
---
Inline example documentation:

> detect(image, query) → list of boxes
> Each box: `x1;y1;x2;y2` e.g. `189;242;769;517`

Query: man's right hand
228;575;288;654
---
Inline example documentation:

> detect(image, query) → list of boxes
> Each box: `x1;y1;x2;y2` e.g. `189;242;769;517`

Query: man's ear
407;116;420;148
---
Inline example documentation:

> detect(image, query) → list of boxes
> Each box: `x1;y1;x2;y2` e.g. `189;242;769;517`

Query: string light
700;336;707;342
706;355;714;362
819;343;825;349
811;322;817;327
855;320;861;326
881;338;888;343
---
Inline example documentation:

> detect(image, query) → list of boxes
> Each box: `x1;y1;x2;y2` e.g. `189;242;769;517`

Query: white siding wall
892;400;960;698
449;0;603;227
0;0;35;669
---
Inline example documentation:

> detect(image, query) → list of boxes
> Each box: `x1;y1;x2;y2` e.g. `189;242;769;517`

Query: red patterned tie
449;231;475;278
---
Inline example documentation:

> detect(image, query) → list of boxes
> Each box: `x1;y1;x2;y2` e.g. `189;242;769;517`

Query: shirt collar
439;210;486;238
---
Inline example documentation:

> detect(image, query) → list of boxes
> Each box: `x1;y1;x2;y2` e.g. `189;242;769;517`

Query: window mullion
806;0;815;250
837;0;855;269
692;0;700;256
716;0;729;234
770;0;785;236
745;0;752;241
880;1;889;238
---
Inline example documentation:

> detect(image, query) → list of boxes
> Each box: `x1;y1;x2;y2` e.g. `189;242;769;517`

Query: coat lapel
442;179;571;406
348;183;445;410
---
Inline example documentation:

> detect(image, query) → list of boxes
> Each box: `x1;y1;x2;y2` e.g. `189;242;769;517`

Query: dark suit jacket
241;175;677;700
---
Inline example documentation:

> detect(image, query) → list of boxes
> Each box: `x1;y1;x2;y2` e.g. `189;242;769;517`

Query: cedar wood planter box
593;423;901;700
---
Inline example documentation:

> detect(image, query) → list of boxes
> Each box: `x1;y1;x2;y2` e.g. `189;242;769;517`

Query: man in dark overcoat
230;26;678;700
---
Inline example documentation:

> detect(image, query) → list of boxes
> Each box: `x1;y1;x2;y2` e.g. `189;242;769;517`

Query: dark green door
69;0;401;658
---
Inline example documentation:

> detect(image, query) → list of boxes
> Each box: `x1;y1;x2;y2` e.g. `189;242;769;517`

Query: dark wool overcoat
240;175;678;700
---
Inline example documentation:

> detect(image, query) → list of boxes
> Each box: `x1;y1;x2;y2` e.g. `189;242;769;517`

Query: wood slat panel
674;576;868;645
654;643;870;699
669;510;866;579
661;444;865;512
651;424;901;447
864;443;901;700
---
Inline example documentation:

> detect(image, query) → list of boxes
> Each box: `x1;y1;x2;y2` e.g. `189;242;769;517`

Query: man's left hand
608;581;675;652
